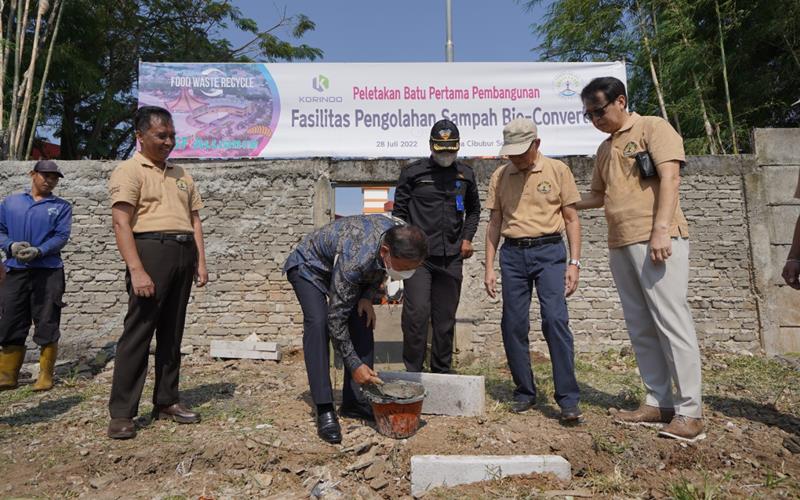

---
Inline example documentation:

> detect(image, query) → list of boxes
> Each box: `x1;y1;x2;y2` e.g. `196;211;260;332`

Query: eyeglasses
583;101;613;121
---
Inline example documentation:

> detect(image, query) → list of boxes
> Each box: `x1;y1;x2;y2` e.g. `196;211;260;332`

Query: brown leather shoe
108;418;136;439
615;404;675;428
152;403;201;424
659;415;706;442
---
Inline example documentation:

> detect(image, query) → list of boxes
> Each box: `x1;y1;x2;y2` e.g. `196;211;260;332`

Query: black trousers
287;267;373;407
0;267;65;347
108;238;196;419
401;255;462;373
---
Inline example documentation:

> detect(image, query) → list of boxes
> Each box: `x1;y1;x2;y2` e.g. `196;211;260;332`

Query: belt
505;234;562;248
134;232;194;243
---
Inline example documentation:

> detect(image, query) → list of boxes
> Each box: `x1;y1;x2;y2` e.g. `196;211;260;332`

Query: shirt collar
507;151;544;175
25;191;54;202
134;151;173;170
614;112;642;136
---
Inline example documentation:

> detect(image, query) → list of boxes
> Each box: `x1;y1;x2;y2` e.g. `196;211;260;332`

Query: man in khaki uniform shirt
106;106;208;439
484;118;583;422
576;77;704;442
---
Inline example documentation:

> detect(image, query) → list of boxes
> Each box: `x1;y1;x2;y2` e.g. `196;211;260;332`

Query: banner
138;61;626;159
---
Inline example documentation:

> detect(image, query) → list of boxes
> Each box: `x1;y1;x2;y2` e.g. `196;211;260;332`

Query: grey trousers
609;238;703;418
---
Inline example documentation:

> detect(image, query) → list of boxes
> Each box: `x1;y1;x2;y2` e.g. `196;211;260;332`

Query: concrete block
768;205;800;244
754;128;800;166
378;371;484;417
210;340;281;361
410;455;571;496
763;166;800;205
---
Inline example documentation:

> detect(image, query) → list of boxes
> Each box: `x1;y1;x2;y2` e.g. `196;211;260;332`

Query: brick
410;455;571;496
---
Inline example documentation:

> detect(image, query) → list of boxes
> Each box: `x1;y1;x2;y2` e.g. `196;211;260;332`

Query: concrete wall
5;129;798;358
748;129;800;354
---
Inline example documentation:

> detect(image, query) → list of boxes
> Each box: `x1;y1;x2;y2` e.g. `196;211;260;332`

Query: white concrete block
410;455;571;496
211;339;278;352
210;341;281;361
378;371;484;417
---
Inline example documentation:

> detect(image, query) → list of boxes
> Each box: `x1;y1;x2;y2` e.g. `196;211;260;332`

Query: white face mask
432;151;457;167
384;256;416;280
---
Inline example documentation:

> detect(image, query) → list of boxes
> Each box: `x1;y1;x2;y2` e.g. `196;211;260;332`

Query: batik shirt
284;214;404;372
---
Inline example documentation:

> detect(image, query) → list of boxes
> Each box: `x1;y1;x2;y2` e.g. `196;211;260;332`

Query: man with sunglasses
483;118;583;423
576;77;704;443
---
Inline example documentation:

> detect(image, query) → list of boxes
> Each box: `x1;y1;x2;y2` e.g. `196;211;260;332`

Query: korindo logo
554;73;581;99
298;95;343;103
312;74;330;93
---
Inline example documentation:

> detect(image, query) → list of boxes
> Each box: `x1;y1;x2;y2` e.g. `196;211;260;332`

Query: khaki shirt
487;152;580;238
108;152;203;233
590;112;689;248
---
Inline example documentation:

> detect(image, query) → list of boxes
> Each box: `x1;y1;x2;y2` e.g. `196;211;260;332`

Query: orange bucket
363;380;426;439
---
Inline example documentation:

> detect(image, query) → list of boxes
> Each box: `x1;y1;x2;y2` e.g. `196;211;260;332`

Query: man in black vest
393;120;481;373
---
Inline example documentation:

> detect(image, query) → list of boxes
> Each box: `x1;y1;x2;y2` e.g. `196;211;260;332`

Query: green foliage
521;0;800;154
40;1;322;159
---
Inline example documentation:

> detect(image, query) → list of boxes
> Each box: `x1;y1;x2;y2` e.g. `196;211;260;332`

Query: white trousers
609;238;703;418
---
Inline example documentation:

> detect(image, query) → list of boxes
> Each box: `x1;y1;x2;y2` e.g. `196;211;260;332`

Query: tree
0;0;67;160
522;0;800;154
42;1;321;159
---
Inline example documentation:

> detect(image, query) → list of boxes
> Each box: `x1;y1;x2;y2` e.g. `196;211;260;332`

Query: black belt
505;234;562;248
134;232;194;243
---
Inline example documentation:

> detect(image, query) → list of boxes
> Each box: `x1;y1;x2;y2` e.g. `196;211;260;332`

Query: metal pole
445;0;454;62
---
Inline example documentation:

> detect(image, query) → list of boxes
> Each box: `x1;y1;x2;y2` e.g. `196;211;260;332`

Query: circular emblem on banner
537;181;552;194
138;63;281;159
623;141;638;157
554;73;581;99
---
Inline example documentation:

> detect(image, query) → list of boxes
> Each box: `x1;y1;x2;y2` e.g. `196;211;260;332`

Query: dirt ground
1;346;799;499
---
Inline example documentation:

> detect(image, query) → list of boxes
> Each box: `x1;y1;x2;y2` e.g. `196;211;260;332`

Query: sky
225;1;551;63
224;0;553;215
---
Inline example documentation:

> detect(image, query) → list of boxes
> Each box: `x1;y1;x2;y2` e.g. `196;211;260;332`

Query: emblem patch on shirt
176;179;188;192
623;141;639;157
47;207;59;217
537;181;552;194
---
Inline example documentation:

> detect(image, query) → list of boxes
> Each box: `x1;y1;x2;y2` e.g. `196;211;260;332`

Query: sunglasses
583;100;613;121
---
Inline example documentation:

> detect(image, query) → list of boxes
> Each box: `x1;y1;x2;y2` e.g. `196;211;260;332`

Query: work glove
10;241;30;258
16;246;41;263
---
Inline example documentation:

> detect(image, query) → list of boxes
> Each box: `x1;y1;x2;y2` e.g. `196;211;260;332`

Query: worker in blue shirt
0;160;72;392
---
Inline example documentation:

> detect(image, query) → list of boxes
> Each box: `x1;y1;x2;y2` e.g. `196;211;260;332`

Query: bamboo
635;0;668;120
14;0;49;157
715;0;738;154
2;0;21;151
25;0;62;159
7;0;31;158
0;0;6;132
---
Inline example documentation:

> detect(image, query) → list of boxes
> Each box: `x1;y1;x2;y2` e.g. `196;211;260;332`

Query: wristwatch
568;259;581;269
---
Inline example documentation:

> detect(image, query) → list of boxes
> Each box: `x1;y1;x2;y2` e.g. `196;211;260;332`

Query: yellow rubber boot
33;343;57;392
0;345;26;390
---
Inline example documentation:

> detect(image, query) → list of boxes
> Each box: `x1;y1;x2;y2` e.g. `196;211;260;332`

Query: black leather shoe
152;403;201;424
510;400;535;414
316;410;342;444
108;418;136;439
560;406;583;423
339;400;375;421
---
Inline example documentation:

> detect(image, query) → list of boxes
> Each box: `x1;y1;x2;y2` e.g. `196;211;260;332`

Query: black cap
33;160;64;178
429;119;460;151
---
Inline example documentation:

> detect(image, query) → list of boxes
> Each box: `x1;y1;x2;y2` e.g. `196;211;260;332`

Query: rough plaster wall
0;154;761;359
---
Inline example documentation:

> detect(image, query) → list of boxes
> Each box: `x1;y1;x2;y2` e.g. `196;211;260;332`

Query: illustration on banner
138;63;280;158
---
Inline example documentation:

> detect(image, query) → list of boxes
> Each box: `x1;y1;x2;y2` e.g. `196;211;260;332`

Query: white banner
138;61;626;159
